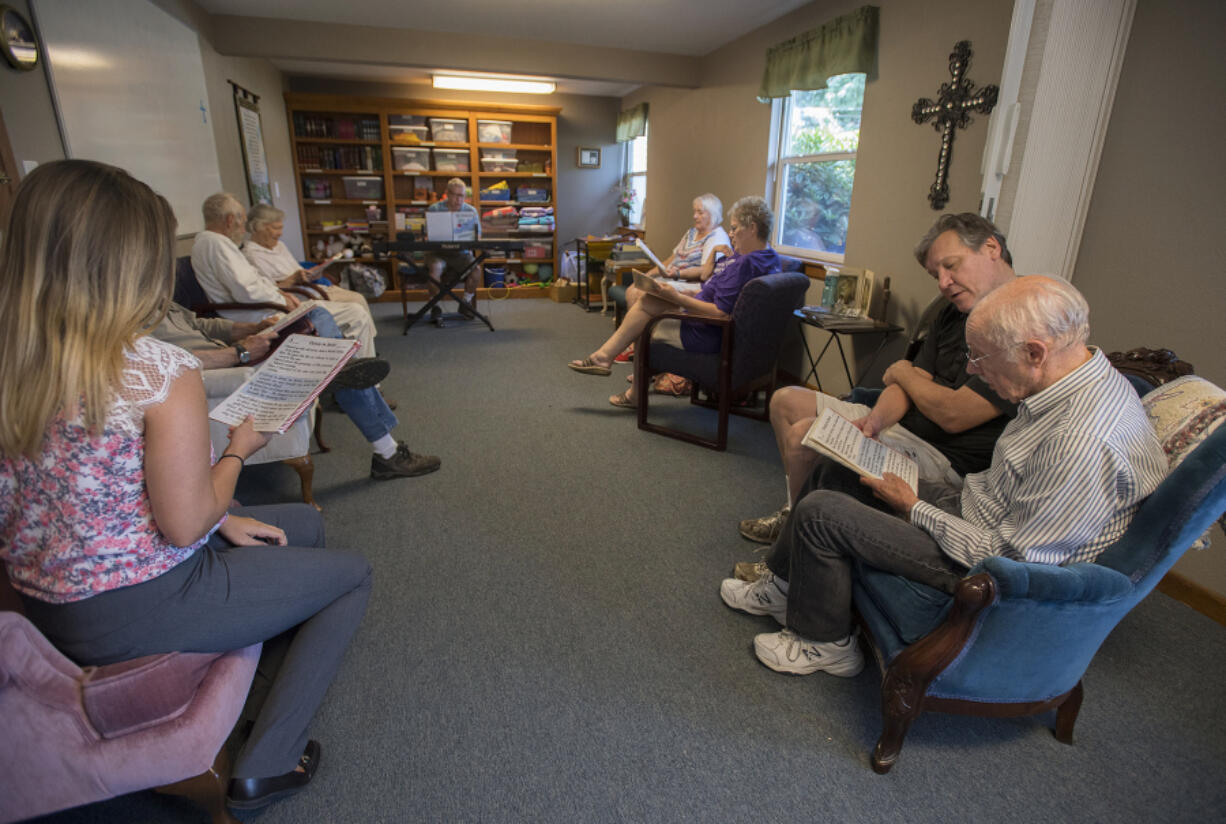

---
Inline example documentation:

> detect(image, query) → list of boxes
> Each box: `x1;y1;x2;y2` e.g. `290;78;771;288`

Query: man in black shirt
737;213;1017;550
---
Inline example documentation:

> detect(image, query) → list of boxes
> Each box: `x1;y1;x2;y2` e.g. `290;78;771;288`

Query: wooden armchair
632;271;810;450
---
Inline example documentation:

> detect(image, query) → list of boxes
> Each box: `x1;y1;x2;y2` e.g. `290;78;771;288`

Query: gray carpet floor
36;299;1226;823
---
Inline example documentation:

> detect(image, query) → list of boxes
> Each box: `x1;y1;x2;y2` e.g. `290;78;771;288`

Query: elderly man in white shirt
720;275;1167;678
241;202;377;359
191;193;376;358
191;193;441;480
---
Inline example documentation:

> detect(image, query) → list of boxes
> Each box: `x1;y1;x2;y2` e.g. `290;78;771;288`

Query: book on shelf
801;408;918;493
209;334;361;434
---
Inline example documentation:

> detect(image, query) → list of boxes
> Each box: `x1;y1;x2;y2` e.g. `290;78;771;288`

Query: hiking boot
738;506;790;544
719;572;787;625
733;560;769;583
330;358;390;390
753;629;865;677
370;443;441;480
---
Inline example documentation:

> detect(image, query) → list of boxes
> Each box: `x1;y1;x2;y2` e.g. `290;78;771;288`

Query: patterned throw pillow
1141;375;1226;549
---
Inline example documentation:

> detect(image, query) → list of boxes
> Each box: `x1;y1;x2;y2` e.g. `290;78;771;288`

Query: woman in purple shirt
568;196;780;408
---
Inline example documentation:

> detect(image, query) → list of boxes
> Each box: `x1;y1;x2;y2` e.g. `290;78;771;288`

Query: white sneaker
753;629;865;677
720;572;787;625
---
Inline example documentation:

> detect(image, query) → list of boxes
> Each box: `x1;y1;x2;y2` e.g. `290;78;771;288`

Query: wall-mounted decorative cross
912;40;998;210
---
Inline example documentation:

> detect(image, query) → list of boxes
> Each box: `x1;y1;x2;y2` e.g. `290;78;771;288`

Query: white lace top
0;337;224;603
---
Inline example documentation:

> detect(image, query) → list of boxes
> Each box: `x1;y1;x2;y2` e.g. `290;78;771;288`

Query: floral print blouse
0;336;224;604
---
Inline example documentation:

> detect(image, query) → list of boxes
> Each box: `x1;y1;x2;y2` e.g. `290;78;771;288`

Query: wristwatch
234;343;251;365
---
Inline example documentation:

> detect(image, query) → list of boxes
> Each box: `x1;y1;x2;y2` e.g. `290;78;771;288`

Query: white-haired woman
648;193;730;284
243;203;378;357
568;196;779;408
0;160;372;810
615;194;731;379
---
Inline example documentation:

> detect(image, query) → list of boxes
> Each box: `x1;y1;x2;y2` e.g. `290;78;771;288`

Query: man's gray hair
974;275;1090;353
694;193;723;226
202;192;244;227
914;212;1012;267
247;203;285;233
729;196;772;242
446;177;467;194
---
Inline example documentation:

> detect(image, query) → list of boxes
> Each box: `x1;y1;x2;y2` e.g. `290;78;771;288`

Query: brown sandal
609;388;636;409
568;356;612;376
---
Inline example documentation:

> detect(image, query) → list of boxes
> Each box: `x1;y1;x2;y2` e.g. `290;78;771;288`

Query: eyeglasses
964;341;1022;369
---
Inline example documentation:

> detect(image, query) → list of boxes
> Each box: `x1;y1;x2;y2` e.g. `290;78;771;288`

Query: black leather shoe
330;357;390;390
227;740;321;810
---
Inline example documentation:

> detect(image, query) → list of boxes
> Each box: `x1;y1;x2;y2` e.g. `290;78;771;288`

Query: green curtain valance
757;5;879;102
616;102;648;142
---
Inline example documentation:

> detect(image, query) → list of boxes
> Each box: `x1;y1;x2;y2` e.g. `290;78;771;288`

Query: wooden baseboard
1156;571;1226;626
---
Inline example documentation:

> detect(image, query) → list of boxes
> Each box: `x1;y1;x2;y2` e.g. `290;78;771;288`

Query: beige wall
1073;0;1226;595
152;0;300;256
625;0;1013;385
0;0;66;171
1;0;297;256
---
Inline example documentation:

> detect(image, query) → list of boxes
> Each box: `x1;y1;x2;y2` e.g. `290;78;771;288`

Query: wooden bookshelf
285;93;560;301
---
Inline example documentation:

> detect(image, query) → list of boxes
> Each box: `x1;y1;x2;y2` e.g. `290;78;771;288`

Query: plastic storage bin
483;264;507;288
390;125;429;144
516;185;549;202
480;183;511;201
432;148;470;172
480;156;519;173
303;179;331;199
477;119;513;144
392;147;430;171
342;176;384;199
429;117;468;143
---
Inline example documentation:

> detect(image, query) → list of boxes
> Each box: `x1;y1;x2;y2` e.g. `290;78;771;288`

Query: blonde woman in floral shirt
0;160;371;812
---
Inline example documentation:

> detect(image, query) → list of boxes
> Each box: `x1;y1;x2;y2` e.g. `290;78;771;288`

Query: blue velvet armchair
852;373;1226;773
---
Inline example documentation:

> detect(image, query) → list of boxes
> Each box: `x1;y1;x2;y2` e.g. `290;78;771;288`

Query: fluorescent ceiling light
433;74;555;94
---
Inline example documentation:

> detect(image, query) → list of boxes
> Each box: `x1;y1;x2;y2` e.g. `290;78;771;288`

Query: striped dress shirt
910;348;1168;568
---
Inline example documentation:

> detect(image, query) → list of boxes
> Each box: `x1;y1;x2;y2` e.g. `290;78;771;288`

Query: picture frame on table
823;266;876;318
576;147;601;168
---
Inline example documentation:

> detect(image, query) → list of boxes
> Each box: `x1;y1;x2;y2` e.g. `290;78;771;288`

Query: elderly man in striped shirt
721;275;1168;677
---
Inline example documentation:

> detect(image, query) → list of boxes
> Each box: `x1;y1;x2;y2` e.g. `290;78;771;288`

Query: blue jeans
766;459;964;642
308;307;397;442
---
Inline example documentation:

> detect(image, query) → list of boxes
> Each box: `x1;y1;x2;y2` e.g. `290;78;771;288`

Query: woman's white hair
247;202;286;233
694;193;723;226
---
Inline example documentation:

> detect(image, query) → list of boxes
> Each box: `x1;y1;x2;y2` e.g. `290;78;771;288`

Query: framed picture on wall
577;147;601;168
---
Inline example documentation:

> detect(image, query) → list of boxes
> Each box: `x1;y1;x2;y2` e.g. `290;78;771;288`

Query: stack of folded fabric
482;205;519;236
518;206;555;233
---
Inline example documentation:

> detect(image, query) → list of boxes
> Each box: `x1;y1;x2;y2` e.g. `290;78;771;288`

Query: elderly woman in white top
615;193;731;368
242;203;378;357
648;193;730;284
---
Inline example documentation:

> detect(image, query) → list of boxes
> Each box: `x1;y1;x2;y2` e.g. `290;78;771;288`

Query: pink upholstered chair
0;570;260;824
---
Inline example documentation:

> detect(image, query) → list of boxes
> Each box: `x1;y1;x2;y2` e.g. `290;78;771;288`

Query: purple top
680;247;781;353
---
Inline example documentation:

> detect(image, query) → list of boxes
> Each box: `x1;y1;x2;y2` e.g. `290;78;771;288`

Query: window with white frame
623;127;647;226
770;73;865;260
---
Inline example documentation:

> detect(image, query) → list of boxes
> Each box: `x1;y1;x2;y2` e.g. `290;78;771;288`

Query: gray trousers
21;504;372;779
765;459;965;642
